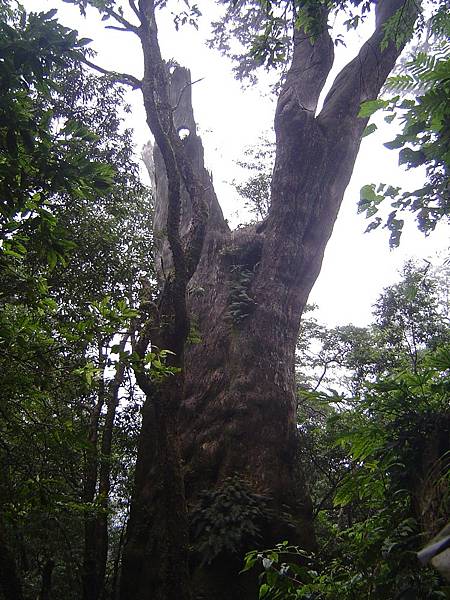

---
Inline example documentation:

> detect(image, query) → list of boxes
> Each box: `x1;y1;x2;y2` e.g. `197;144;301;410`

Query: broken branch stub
144;65;227;280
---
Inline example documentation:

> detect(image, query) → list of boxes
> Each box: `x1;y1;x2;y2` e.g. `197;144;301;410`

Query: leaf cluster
0;5;152;597
359;7;450;246
227;264;259;325
190;477;274;565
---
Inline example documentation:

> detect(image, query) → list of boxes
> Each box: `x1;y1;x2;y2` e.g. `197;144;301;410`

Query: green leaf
358;99;389;118
384;137;404;150
360;184;378;203
363;123;377;137
47;249;58;270
43;9;58;19
398;148;425;167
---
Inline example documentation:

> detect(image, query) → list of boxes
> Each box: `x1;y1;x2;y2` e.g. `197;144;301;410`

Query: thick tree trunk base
123;2;417;592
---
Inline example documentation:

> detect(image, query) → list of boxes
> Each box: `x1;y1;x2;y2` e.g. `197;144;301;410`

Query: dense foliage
0;5;152;599
359;5;450;246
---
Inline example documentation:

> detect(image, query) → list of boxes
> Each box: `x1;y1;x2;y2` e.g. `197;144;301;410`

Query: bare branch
104;6;140;34
319;0;418;128
172;77;204;114
81;57;142;89
275;7;334;125
128;0;141;21
105;25;136;33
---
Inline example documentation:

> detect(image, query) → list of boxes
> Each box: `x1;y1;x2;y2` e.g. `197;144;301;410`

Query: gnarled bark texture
120;1;417;599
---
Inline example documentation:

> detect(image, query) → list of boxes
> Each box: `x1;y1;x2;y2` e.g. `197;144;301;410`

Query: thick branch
103;6;140;34
263;0;417;320
139;0;189;344
319;0;417;127
276;8;334;124
138;2;213;346
129;0;141;20
81;57;141;89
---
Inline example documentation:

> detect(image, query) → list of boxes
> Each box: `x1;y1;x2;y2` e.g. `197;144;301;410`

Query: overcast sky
27;0;449;326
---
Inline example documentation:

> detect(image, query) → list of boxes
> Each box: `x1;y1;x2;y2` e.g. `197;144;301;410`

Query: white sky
26;0;449;326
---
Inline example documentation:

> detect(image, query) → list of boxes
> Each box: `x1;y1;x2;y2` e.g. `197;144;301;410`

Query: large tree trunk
410;412;450;537
120;1;417;598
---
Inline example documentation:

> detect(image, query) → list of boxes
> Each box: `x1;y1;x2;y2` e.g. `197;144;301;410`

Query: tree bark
120;1;417;598
120;2;209;598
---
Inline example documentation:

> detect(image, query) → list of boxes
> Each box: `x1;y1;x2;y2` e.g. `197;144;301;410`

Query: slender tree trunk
120;1;417;598
109;516;126;600
95;334;129;599
82;334;129;600
82;344;106;600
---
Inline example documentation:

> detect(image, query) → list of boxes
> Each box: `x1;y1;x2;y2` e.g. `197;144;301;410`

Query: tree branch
264;1;418;310
81;57;142;89
105;25;136;33
138;0;212;345
103;6;140;34
275;7;334;125
172;77;204;114
139;1;186;311
319;0;418;128
128;0;141;21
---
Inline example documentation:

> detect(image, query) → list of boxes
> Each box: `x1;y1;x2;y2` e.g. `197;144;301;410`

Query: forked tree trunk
120;1;417;599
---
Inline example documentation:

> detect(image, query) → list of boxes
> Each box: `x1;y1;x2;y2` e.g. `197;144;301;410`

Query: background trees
0;5;151;599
